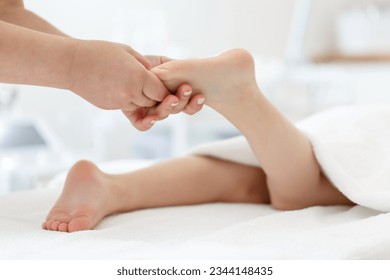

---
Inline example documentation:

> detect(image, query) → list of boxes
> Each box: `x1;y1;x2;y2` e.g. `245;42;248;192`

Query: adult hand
67;39;169;111
122;55;206;131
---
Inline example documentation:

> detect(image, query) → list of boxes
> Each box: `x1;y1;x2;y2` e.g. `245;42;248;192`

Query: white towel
191;104;390;212
0;187;389;259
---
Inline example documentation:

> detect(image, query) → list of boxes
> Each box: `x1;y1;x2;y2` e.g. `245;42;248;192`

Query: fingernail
197;98;205;105
183;90;192;96
170;102;179;107
150;120;157;125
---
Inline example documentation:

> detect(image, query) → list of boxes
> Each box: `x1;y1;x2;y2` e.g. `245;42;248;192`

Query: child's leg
43;48;354;233
152;49;354;210
43;157;269;232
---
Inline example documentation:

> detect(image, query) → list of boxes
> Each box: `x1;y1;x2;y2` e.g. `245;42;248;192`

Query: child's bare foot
42;160;123;233
151;49;261;115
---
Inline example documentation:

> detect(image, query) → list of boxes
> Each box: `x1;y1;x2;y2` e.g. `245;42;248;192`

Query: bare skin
43;49;353;232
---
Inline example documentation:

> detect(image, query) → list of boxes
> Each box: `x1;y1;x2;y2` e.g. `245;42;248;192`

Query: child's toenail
197;98;205;105
183;90;192;96
170;102;179;107
150;120;157;125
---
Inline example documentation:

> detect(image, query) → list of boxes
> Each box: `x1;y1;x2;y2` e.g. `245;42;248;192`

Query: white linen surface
0;160;389;259
0;187;389;259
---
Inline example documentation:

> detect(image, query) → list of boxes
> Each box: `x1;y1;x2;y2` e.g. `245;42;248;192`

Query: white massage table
1;159;390;260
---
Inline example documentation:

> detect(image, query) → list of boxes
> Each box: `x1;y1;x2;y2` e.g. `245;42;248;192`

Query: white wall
24;0;296;58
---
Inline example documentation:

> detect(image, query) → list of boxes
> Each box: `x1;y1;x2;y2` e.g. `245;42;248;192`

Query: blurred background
1;0;390;193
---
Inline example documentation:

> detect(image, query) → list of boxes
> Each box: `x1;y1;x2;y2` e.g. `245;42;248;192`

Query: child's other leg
153;49;354;210
43;157;269;232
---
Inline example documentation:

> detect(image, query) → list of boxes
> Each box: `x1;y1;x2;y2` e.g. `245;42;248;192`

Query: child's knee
269;190;315;211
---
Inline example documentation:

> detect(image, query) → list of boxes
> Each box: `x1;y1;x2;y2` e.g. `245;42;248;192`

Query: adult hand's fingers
126;46;151;69
122;94;180;131
144;55;173;68
147;94;179;121
184;94;205;115
122;50;168;107
142;71;170;103
122;108;156;132
125;69;163;109
124;89;156;108
125;102;142;112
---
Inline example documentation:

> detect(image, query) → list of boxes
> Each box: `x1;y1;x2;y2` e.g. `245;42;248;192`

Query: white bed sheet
1;160;390;259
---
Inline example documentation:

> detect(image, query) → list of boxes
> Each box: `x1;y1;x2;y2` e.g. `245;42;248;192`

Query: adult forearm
0;20;76;88
0;3;67;36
